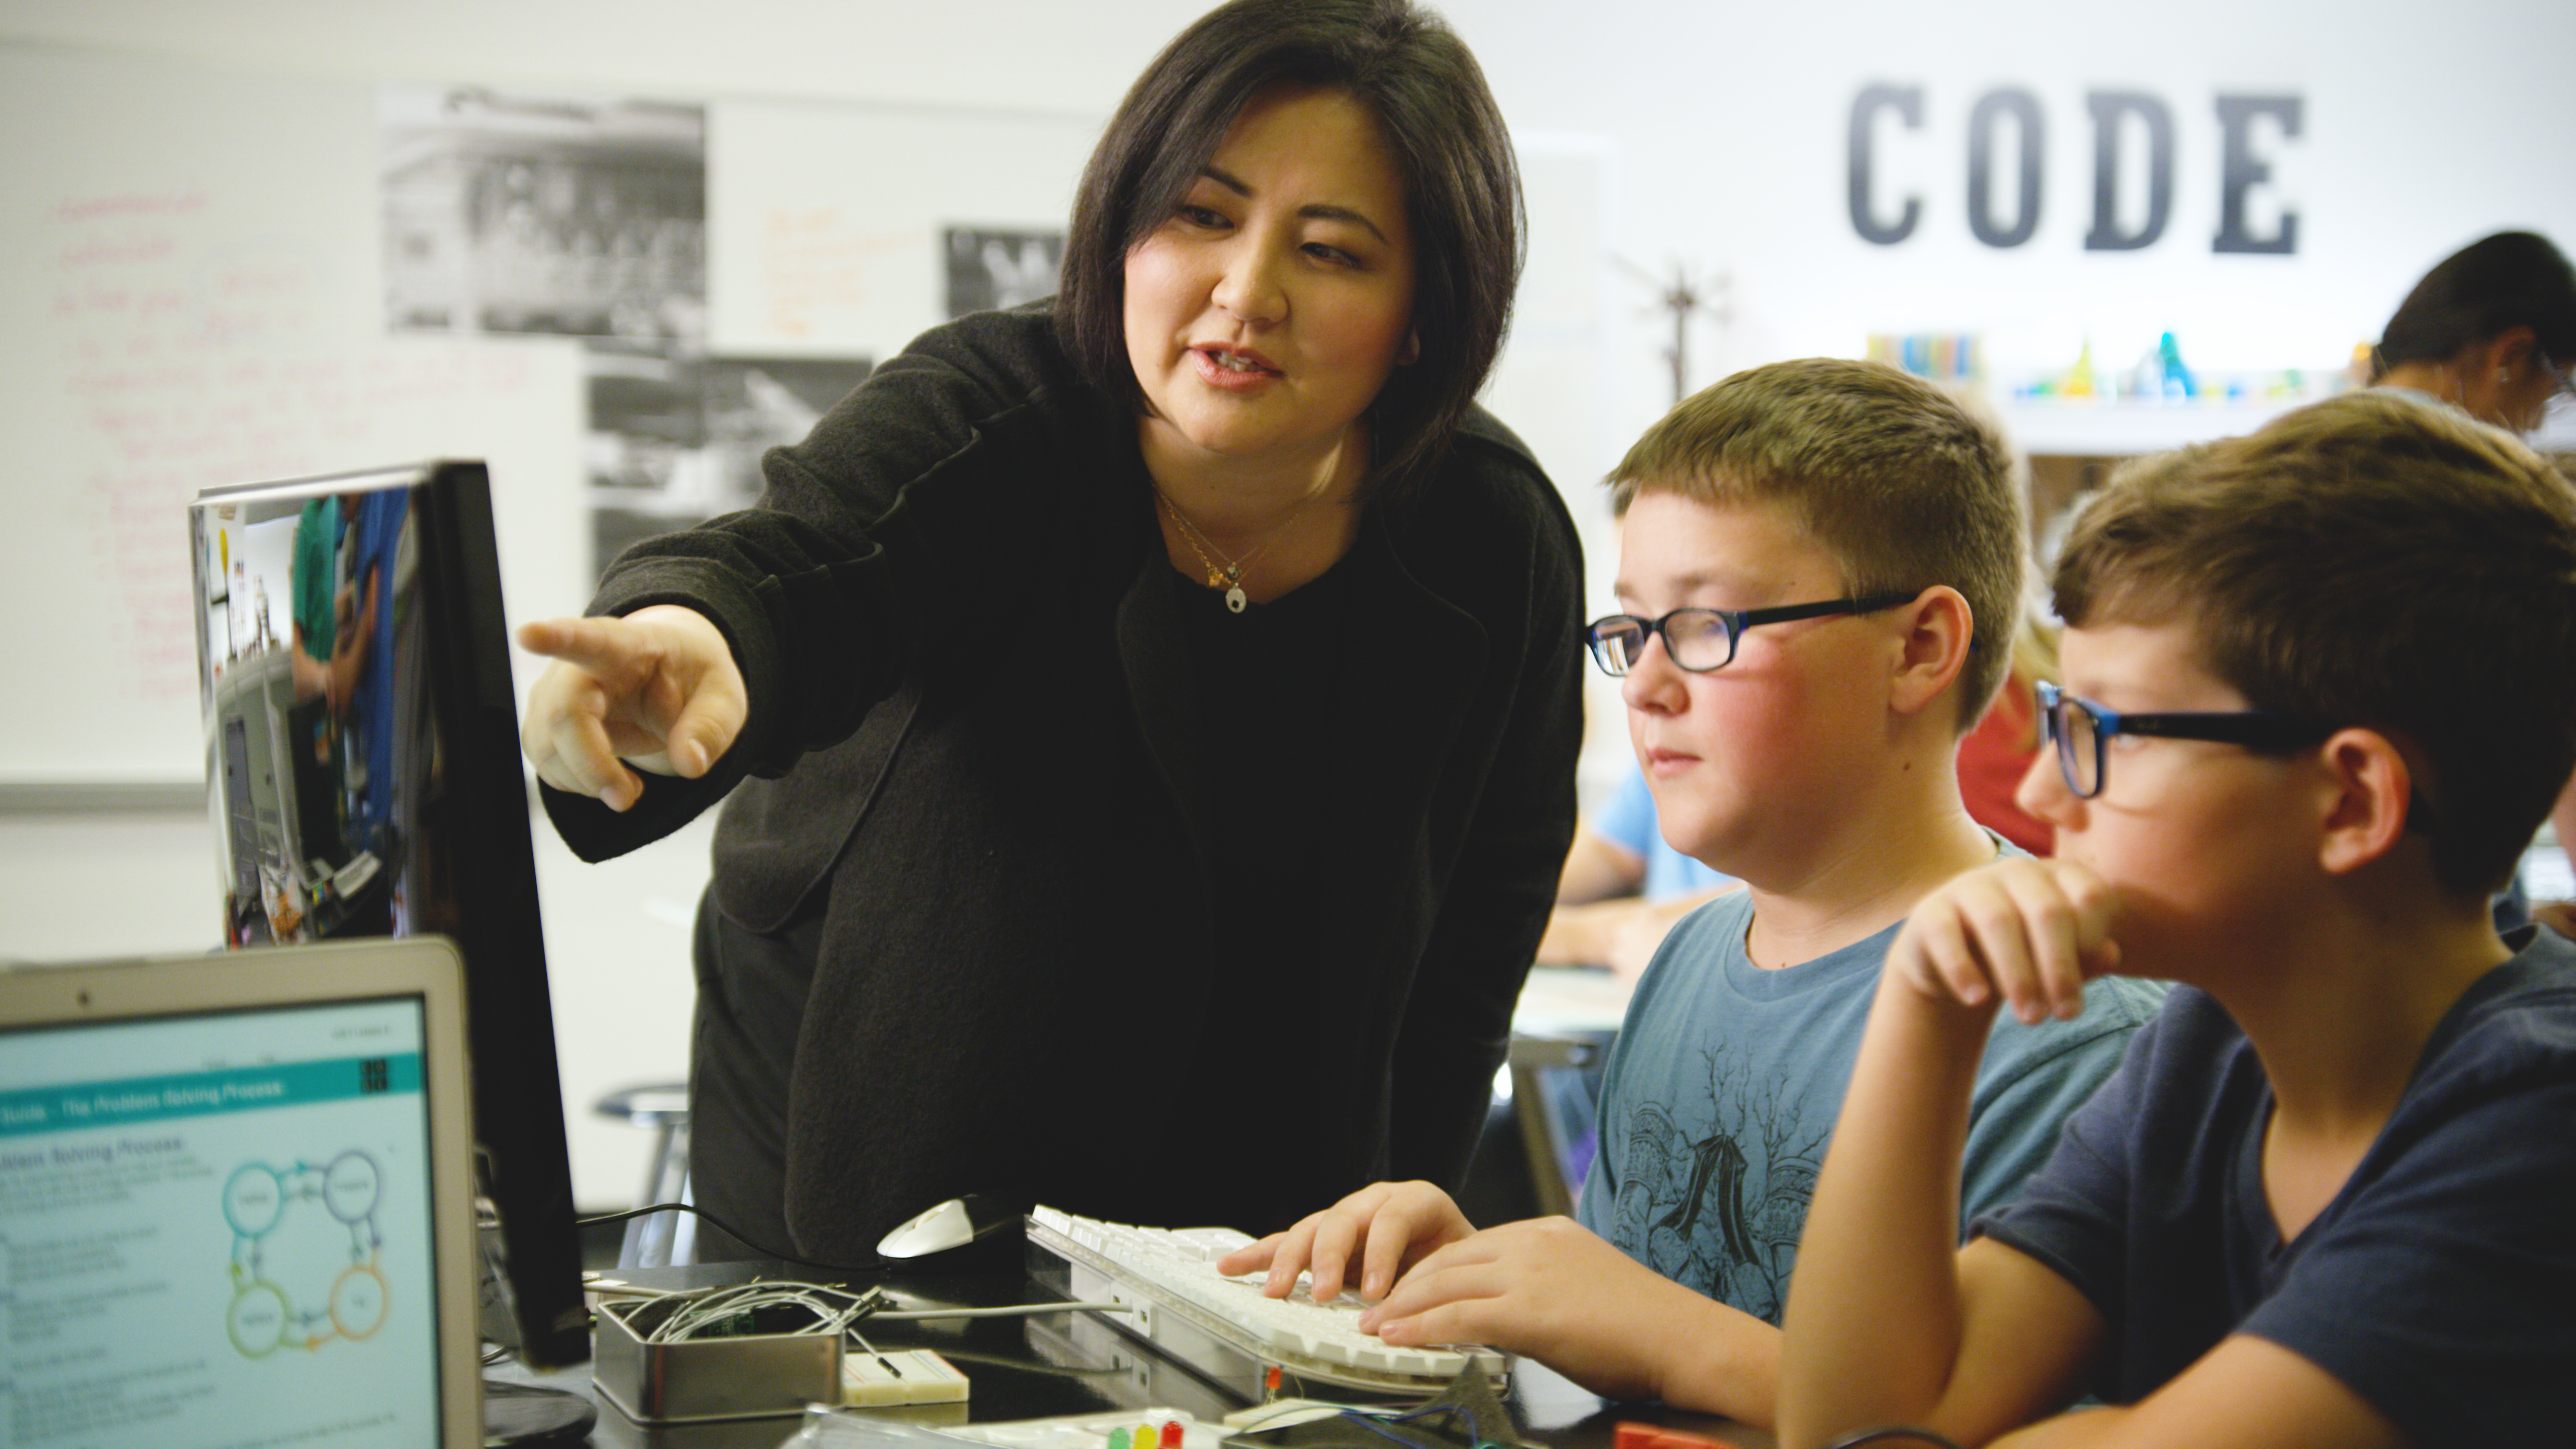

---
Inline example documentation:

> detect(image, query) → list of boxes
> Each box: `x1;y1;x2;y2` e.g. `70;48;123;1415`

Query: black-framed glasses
2035;680;2337;799
1585;592;1917;677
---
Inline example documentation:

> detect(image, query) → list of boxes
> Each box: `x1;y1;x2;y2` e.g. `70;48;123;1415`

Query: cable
1225;1401;1388;1435
584;1280;730;1302
922;1348;1135;1379
583;1277;1130;1324
583;1262;1138;1342
643;1281;887;1345
870;1301;1132;1320
576;1201;886;1274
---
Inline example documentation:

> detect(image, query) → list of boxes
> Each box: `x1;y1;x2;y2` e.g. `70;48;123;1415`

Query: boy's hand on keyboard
1353;1216;1768;1416
1215;1181;1475;1303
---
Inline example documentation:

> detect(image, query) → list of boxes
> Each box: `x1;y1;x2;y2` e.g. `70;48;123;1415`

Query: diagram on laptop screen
225;1149;392;1354
1;1002;444;1448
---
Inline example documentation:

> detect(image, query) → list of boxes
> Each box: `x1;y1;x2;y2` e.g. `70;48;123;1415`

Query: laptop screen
1;991;450;1447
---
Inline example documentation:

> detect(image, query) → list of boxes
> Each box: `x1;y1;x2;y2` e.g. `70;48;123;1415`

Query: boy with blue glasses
1223;359;2162;1427
1782;391;2576;1448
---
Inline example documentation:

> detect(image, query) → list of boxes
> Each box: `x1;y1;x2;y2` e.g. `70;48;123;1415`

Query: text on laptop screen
1;996;446;1448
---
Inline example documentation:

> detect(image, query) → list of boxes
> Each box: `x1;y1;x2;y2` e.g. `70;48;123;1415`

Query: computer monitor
188;462;589;1370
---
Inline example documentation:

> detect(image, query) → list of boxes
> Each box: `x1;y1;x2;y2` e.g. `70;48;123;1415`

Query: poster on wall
380;85;708;345
584;348;872;580
944;228;1063;317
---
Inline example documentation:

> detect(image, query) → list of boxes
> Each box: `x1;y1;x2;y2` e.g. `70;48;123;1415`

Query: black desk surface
494;1260;1771;1449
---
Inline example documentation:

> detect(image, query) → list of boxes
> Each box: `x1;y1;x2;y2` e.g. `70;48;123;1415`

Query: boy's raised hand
1215;1181;1474;1304
1887;856;2123;1025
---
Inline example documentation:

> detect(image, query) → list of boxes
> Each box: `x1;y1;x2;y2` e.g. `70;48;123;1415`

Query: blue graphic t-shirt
1576;883;2165;1325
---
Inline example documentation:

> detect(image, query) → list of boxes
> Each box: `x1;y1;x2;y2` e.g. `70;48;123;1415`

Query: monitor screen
188;462;588;1368
0;991;449;1446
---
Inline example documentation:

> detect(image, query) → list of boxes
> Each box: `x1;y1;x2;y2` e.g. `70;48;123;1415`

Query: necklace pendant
1225;584;1248;613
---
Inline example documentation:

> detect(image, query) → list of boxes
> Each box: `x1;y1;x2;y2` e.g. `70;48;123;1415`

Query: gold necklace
1153;483;1329;614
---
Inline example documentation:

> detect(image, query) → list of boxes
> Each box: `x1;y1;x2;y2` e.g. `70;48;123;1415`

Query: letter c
1850;84;1923;246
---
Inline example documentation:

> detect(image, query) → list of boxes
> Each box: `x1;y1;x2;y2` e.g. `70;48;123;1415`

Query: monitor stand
485;1379;598;1446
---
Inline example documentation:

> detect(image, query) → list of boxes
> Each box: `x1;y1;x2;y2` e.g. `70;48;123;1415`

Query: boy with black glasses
1222;359;2162;1427
1781;391;2576;1448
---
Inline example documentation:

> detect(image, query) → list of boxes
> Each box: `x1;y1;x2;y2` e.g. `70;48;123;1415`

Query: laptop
0;938;483;1447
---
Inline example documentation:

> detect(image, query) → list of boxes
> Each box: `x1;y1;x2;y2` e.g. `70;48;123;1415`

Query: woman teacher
521;0;1583;1264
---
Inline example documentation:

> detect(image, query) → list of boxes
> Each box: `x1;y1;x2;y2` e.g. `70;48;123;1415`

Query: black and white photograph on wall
381;85;708;344
945;228;1064;318
585;346;872;579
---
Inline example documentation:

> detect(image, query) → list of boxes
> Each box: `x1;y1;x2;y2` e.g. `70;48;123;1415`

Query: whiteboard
0;47;584;788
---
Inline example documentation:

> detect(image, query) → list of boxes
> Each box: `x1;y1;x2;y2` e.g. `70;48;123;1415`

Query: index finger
516;615;641;674
1215;1232;1283;1278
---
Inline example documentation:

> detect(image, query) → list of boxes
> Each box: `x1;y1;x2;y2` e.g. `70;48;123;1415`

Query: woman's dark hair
1056;0;1522;502
2374;230;2576;377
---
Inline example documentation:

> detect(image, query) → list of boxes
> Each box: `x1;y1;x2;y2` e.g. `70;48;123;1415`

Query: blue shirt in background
1593;766;1734;902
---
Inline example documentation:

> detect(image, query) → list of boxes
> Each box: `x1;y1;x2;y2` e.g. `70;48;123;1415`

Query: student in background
2374;230;2576;924
1225;360;2162;1429
1779;392;2576;1449
2372;230;2576;439
1955;610;2057;857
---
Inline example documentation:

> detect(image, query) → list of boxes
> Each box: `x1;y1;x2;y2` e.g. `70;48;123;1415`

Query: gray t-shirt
1577;885;2165;1324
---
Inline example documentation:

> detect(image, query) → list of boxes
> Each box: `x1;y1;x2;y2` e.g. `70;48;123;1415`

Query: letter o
1966;87;2045;248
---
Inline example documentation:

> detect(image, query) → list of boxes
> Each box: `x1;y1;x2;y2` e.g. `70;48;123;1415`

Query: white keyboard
1025;1205;1506;1397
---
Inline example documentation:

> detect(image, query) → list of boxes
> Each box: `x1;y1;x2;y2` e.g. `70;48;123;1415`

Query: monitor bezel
189;460;590;1368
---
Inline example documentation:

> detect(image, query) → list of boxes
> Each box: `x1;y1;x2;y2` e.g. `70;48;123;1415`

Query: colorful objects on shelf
2158;331;2196;399
1866;332;1983;382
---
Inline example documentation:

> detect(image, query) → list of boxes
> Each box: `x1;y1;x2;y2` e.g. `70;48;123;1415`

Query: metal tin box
594;1296;844;1423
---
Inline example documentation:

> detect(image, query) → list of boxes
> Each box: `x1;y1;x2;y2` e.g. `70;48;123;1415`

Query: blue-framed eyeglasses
2035;680;2337;799
1585;592;1917;677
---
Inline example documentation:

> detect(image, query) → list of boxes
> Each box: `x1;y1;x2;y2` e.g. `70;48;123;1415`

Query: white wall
6;0;2571;1206
1445;0;2576;435
17;0;2567;451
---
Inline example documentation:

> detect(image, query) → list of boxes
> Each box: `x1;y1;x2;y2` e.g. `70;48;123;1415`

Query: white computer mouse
878;1198;976;1258
877;1193;1021;1258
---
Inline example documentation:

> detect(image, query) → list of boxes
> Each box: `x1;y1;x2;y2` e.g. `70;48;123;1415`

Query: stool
592;1083;693;1267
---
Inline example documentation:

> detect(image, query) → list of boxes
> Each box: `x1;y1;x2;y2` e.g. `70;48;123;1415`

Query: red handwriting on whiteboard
44;187;530;707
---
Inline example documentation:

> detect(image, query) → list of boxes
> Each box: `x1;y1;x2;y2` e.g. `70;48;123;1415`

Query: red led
1613;1424;1729;1449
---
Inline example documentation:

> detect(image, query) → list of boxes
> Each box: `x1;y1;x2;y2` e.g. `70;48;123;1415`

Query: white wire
1226;1401;1387;1433
869;1300;1134;1320
586;1281;719;1302
598;1280;1134;1343
644;1281;887;1344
